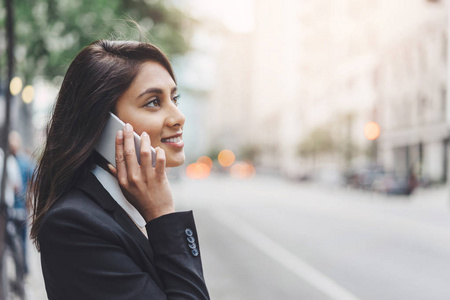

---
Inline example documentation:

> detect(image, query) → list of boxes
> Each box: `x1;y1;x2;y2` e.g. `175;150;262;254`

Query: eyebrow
137;87;178;99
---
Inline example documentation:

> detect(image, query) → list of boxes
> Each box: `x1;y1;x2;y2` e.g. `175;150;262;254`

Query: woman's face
115;61;185;167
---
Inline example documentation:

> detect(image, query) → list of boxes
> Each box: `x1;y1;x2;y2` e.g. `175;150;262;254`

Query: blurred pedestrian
9;131;35;274
0;146;22;209
407;168;418;195
28;40;209;299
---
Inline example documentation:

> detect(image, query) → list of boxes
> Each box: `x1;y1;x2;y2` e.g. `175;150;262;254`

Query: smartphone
95;112;156;167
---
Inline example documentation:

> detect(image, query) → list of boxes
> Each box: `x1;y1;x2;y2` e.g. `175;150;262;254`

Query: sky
187;0;255;33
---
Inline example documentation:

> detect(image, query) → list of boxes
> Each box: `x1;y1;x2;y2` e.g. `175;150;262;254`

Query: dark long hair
29;40;176;248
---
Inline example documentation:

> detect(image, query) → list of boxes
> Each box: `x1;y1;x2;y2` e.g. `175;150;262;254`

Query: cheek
133;122;162;142
149;134;161;147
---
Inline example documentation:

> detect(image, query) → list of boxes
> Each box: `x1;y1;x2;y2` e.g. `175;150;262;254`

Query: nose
166;102;185;128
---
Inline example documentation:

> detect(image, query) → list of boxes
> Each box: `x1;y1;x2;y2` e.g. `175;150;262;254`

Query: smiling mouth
160;135;184;148
161;137;182;143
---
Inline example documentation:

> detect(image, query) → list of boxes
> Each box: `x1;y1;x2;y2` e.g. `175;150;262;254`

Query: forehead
131;61;176;91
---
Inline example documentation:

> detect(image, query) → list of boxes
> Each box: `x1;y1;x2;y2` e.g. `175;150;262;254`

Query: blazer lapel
74;171;164;288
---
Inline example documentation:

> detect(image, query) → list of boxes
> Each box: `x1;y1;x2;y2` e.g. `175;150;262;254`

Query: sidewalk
408;185;450;209
302;176;450;211
25;237;47;300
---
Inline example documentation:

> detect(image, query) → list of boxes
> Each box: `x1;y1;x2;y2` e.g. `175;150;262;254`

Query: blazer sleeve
39;204;209;300
146;211;209;299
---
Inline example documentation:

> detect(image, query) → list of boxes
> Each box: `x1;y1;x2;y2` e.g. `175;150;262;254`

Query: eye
172;94;181;106
145;98;160;108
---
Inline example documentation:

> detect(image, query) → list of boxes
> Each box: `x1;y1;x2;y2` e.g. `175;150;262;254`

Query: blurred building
294;0;381;178
376;0;448;183
249;0;302;173
287;0;448;182
204;0;449;182
206;0;303;173
206;29;253;155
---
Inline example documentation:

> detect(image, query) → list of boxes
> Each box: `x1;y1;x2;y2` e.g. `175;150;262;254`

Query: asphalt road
26;174;450;300
173;174;450;300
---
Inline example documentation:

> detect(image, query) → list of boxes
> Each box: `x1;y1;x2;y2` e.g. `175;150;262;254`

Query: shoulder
45;188;106;222
38;187;117;245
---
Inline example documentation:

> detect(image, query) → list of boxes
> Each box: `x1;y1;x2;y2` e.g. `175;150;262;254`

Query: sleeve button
185;228;193;237
188;242;197;249
191;249;199;256
187;236;195;243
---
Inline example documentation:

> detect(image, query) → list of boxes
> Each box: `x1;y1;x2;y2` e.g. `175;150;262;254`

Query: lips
161;132;184;148
161;132;182;142
161;136;182;143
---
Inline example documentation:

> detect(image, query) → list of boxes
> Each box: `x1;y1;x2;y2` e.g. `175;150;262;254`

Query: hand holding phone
95;112;156;167
96;113;174;221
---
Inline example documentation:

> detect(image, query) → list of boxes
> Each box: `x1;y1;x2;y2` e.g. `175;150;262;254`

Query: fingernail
124;124;132;132
141;132;148;138
117;130;123;138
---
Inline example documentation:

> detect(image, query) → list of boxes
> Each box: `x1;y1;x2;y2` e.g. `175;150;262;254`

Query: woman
29;40;210;299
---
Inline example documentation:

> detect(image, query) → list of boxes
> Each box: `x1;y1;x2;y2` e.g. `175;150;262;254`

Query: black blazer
39;171;210;300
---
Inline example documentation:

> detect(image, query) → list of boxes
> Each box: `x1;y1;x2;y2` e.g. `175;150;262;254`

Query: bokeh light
218;149;235;167
186;162;211;179
230;162;255;179
10;77;23;96
197;156;213;169
364;122;380;141
22;85;35;104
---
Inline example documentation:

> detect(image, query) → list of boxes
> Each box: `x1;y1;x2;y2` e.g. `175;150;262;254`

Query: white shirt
0;148;22;207
91;165;146;228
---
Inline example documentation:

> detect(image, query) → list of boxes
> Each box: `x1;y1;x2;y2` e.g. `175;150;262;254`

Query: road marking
212;209;362;300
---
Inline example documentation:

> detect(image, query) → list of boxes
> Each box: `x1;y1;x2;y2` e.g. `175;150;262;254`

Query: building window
418;95;428;124
418;44;427;73
443;33;448;64
442;87;447;120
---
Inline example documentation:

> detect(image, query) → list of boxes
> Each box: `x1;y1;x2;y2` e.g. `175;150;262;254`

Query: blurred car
346;165;385;190
371;172;416;195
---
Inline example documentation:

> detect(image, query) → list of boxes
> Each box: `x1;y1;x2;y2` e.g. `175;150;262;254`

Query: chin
166;154;185;168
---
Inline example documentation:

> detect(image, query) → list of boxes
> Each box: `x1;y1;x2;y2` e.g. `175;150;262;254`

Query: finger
154;147;166;179
123;123;139;179
108;164;117;177
140;132;153;177
115;130;127;185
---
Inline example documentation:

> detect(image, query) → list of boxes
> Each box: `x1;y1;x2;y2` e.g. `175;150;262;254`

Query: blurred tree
297;126;336;175
240;144;261;162
207;147;221;163
0;0;194;82
297;126;335;158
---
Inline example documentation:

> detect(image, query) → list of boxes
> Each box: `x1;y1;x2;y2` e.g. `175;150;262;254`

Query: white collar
91;165;146;228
